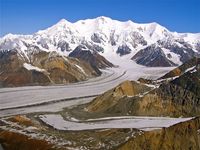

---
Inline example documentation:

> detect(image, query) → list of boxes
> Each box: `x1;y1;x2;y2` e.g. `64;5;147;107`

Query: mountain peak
2;33;16;39
147;22;165;30
56;18;72;26
96;16;111;20
36;18;74;35
95;16;113;24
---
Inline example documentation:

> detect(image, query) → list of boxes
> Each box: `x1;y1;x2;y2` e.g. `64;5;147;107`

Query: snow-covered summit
0;16;200;67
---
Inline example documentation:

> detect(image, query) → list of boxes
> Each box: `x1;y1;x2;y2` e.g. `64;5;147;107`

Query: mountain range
0;16;200;86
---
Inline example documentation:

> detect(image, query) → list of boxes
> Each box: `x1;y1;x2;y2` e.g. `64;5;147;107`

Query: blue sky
0;0;200;36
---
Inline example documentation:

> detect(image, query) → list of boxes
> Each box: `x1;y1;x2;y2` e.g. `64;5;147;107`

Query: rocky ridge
0;49;100;87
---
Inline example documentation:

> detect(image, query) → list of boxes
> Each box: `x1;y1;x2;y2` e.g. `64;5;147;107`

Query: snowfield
39;114;193;131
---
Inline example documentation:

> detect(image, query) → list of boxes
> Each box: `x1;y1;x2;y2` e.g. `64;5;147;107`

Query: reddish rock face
1;68;51;87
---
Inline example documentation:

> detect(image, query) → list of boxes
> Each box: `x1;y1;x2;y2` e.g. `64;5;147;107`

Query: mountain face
156;58;200;111
69;45;114;75
1;16;200;68
131;44;177;67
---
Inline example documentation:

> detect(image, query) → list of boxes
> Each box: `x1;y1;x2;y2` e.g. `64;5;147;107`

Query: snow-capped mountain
1;16;200;67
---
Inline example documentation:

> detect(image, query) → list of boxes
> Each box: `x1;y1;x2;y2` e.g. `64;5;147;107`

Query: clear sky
0;0;200;37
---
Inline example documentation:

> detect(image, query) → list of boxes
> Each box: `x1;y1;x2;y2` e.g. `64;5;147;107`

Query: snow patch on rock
23;63;46;72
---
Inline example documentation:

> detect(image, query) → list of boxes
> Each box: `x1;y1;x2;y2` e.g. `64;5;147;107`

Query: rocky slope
117;117;200;150
132;39;199;67
160;57;200;79
1;16;200;68
0;49;99;87
86;80;152;114
69;45;114;75
131;44;177;67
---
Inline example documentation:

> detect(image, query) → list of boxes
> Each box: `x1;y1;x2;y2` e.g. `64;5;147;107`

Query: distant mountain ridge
1;16;200;67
